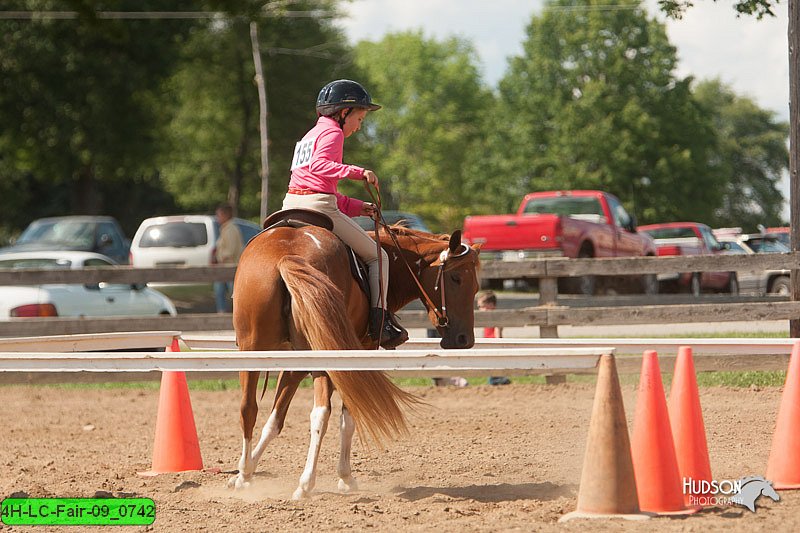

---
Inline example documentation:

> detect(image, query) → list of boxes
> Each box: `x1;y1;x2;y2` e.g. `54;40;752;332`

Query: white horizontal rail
0;331;180;352
180;334;238;349
0;347;611;373
180;334;798;356
403;337;799;356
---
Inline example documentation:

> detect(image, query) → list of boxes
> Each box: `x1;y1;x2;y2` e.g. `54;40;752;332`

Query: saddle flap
262;208;334;231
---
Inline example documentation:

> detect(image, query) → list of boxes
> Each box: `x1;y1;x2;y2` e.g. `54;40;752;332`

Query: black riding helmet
316;79;381;118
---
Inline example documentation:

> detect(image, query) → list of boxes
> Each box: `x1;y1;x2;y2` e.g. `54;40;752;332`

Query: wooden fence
0;252;798;337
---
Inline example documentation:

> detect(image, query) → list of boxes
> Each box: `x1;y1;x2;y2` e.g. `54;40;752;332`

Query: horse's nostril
456;334;469;347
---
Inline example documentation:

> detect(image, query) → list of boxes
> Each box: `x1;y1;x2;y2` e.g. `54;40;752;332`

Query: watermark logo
683;476;780;512
730;476;780;512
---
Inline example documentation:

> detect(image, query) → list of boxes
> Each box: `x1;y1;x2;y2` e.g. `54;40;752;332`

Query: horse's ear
448;230;462;252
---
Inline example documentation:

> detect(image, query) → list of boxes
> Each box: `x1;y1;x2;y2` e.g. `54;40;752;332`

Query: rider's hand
360;202;378;219
363;170;379;190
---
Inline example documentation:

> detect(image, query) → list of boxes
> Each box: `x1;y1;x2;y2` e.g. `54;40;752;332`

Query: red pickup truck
637;222;738;296
462;190;658;294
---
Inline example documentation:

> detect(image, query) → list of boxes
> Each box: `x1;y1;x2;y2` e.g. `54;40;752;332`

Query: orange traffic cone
560;354;648;521
631;350;698;514
766;340;800;489
139;338;203;476
669;346;713;506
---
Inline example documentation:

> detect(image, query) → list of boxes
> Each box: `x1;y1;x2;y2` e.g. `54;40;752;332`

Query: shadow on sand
392;482;575;503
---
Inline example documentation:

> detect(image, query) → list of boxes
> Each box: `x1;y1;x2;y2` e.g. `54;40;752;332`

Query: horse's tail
277;255;421;447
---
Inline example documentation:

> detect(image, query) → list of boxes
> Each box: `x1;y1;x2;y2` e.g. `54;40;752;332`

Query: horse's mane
379;224;450;241
377;225;452;262
739;476;770;486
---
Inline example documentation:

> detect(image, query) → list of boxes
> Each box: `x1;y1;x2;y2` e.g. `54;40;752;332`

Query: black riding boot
369;308;409;349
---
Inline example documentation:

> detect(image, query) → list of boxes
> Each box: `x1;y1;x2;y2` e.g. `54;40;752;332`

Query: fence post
539;276;559;339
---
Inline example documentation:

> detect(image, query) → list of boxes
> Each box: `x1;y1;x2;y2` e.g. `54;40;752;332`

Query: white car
129;215;262;267
717;234;790;295
0;251;177;318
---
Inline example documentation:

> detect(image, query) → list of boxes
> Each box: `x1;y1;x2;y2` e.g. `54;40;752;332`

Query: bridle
364;183;470;329
429;244;471;327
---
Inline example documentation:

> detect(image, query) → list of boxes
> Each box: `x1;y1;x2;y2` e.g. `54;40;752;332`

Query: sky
339;0;792;217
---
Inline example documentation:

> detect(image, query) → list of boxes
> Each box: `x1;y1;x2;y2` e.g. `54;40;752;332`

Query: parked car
732;233;789;254
462;190;657;294
353;211;431;232
717;233;790;295
0;251;177;318
0;216;130;264
638;222;737;295
766;227;790;247
129;215;262;312
129;215;262;267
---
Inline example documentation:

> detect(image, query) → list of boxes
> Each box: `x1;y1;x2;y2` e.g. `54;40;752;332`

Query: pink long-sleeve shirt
288;116;366;217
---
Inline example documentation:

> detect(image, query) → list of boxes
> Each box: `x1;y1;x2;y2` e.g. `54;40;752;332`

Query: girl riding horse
282;79;406;349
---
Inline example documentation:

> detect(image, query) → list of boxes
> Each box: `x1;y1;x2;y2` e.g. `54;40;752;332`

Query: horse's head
735;476;781;511
422;230;482;349
382;225;481;349
761;480;781;502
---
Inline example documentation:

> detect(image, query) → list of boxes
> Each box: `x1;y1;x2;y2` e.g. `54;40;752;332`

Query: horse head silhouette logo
730;476;780;512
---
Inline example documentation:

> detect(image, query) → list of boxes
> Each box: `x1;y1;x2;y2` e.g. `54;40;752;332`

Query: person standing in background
214;203;244;313
477;290;511;386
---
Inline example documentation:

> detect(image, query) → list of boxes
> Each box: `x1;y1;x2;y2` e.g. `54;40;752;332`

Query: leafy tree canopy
489;0;725;224
0;0;196;233
346;31;492;231
658;0;781;19
694;79;789;230
159;0;351;220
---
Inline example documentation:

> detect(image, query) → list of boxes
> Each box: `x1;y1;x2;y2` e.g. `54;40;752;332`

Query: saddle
262;208;334;231
260;208;371;298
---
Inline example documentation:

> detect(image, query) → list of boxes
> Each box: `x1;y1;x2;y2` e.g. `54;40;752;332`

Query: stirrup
369;308;408;348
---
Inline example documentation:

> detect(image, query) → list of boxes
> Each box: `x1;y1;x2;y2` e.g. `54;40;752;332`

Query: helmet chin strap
337;108;352;129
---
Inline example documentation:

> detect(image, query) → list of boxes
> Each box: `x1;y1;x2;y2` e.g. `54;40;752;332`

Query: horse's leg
292;371;334;500
228;370;306;490
228;371;260;490
337;406;359;492
251;370;307;463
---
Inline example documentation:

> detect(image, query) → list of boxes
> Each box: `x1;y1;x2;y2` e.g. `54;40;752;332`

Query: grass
15;370;788;391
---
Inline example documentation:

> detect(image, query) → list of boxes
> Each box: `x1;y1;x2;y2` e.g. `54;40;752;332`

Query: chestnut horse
228;222;481;499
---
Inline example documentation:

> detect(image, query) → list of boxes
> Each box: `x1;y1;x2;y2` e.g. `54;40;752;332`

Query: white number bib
290;135;318;171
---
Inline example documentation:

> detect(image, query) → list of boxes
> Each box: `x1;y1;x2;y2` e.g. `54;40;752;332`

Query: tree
160;0;351;219
488;0;725;224
0;0;194;233
658;0;780;19
694;79;789;230
347;31;492;231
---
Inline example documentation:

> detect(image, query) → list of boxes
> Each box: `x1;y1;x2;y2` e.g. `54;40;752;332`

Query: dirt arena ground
1;379;798;532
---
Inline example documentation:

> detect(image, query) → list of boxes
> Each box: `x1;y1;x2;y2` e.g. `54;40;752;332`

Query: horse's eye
450;273;462;285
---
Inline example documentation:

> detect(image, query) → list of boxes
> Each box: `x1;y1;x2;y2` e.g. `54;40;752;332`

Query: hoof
227;474;251;490
292;487;311;500
338;477;358;493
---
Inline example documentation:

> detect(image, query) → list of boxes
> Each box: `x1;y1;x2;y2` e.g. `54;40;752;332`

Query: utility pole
250;21;270;224
789;0;800;336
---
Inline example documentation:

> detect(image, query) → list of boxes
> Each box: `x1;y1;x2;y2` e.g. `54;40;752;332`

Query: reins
363;182;450;328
